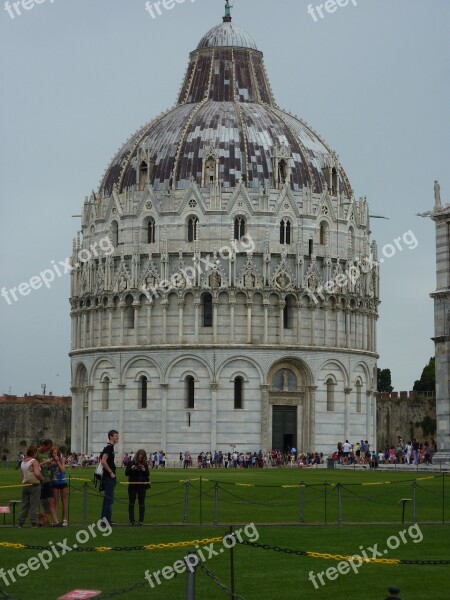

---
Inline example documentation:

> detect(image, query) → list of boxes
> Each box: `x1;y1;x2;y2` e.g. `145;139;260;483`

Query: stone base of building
431;451;450;466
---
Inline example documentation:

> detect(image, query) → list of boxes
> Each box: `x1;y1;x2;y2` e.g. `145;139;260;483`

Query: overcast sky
1;0;449;396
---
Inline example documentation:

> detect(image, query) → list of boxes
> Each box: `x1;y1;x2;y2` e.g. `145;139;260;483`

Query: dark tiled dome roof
99;16;352;198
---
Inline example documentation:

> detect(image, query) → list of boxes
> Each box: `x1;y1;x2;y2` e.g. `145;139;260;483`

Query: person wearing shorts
36;439;61;526
49;446;68;526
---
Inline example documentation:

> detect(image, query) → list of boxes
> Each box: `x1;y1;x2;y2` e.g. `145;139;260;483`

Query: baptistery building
70;5;380;456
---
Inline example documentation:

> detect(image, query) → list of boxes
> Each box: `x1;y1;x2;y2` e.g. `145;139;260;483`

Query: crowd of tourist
179;449;324;468
331;437;437;467
60;449;324;469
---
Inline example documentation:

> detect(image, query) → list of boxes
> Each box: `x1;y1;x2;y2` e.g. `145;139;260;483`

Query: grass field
0;465;449;599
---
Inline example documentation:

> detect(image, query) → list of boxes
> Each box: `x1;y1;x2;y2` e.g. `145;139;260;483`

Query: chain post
183;480;190;524
185;550;197;600
299;481;304;523
384;585;402;599
213;482;219;526
229;525;235;597
199;476;202;525
337;482;342;526
83;482;88;527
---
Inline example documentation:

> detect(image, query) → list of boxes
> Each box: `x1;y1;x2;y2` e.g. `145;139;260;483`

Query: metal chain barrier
97;581;148;598
0;536;224;553
217;484;298;507
239;540;450;566
198;561;247;599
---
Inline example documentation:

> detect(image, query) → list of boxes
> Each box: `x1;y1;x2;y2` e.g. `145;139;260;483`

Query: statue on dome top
434;180;442;208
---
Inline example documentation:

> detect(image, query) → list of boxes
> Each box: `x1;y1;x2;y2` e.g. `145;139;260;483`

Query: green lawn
0;465;449;599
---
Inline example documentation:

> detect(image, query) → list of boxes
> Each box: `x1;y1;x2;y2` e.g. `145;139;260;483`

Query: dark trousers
101;478;116;525
128;485;147;523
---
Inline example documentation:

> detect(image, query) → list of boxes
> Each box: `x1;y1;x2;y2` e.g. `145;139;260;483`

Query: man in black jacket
100;430;119;525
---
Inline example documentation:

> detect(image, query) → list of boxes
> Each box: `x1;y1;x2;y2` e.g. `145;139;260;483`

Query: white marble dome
70;9;380;457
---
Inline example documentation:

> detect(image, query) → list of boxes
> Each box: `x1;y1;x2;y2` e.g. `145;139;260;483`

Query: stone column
210;382;218;450
366;390;373;442
247;301;253;343
194;301;200;340
229;300;235;343
306;385;317;452
344;387;352;441
160;383;168;450
296;301;302;344
162;301;168;344
86;384;94;454
178;299;184;344
147;302;152;343
117;383;126;456
372;312;376;352
260;384;270;453
334;307;340;347
310;305;316;346
97;308;103;347
133;303;139;345
108;307;113;346
82;311;87;349
323;304;328;346
279;301;285;344
263;299;269;343
213;299;219;343
119;303;125;345
89;308;94;348
361;309;366;350
345;310;350;349
367;312;372;351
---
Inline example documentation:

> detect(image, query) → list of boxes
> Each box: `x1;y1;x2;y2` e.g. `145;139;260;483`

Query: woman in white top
18;446;44;528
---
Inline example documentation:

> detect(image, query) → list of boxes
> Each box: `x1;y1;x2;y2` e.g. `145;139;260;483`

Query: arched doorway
262;360;314;453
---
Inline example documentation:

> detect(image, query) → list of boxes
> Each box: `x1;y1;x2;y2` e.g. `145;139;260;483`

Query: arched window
203;293;213;327
147;218;155;244
187;217;198;242
348;227;355;258
125;296;134;329
139;376;148;409
280;219;291;244
320;221;328;246
326;378;335;412
234;377;243;409
283;303;289;329
356;380;362;414
102;377;110;410
139;161;148;191
186;376;195;409
283;295;295;329
111;221;118;248
234;217;246;241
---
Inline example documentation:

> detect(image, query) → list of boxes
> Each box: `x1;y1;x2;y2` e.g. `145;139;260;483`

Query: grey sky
1;0;449;395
